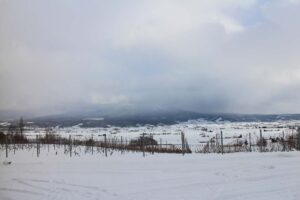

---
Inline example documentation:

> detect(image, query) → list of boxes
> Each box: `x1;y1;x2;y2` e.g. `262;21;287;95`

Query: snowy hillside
1;120;300;200
1;148;299;200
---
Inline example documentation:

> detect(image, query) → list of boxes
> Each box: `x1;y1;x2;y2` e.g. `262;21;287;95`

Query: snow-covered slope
0;148;299;200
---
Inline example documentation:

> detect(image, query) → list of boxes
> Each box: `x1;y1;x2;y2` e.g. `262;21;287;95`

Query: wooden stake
104;134;107;157
69;135;72;157
181;132;185;155
221;131;224;154
260;129;263;152
249;133;252;152
5;134;8;158
142;133;145;157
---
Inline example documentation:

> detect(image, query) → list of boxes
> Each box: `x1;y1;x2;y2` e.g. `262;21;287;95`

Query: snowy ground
1;147;300;200
20;120;300;152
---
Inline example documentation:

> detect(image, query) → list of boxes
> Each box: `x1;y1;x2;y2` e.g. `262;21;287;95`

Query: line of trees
0;117;27;144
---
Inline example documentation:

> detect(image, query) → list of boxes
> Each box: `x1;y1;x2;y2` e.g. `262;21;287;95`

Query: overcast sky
1;0;300;115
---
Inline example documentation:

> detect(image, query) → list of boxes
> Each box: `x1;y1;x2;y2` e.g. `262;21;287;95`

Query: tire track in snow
0;187;44;196
9;177;119;200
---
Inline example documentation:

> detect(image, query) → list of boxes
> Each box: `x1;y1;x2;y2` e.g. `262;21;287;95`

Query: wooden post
249;133;252;152
220;131;224;154
47;134;49;153
69;135;72;157
181;132;186;155
5;134;8;158
297;128;300;150
142;133;145;157
151;134;154;155
13;137;15;155
215;133;219;153
91;135;94;155
282;131;285;152
166;141;167;149
260;129;263;152
120;136;123;152
160;138;162;150
185;139;189;153
39;136;40;157
104;134;107;157
36;135;39;158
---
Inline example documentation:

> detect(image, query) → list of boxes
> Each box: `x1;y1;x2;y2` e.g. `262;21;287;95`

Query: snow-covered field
1;120;300;200
22;120;300;151
1;147;300;200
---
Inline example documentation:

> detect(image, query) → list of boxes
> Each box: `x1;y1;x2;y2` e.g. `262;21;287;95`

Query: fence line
1;128;300;158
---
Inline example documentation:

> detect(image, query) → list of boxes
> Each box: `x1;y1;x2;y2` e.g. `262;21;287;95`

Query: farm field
0;147;299;200
18;120;300;153
1;120;300;200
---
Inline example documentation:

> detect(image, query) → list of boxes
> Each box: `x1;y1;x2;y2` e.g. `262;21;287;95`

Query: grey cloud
1;0;300;115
